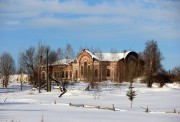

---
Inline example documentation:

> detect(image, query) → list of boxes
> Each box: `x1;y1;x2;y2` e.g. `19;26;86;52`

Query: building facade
41;49;143;82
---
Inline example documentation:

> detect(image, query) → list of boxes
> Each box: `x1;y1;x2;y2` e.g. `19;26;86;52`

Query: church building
41;49;143;82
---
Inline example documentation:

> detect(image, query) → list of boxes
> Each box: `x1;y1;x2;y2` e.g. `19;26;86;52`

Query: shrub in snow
28;91;35;95
31;88;37;91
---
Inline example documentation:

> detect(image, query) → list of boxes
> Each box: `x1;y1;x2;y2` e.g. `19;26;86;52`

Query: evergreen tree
126;83;137;108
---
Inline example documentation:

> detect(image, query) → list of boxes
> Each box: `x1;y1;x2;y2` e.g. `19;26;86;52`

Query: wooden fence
69;102;116;111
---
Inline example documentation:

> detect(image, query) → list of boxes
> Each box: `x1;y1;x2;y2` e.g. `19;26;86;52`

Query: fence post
112;104;115;111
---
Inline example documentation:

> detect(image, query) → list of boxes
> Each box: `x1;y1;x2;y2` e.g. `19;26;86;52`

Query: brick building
41;49;143;82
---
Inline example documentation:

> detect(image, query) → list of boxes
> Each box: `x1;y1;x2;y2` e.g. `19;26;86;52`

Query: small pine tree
126;83;137;108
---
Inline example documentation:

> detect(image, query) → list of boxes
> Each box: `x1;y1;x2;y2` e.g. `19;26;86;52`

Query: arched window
62;71;64;78
66;71;68;79
88;65;90;81
58;72;61;78
107;69;110;77
75;70;78;80
95;69;98;77
54;72;57;78
70;71;72;78
81;66;83;77
88;65;90;74
84;62;87;79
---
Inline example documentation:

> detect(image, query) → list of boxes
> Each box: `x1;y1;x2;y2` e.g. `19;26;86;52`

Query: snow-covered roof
52;50;133;65
95;51;131;61
52;59;74;65
83;49;99;60
81;49;132;61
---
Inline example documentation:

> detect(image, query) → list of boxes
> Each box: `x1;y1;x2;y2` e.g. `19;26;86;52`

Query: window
81;66;83;77
88;65;90;74
62;71;64;78
84;62;87;78
66;71;68;79
75;70;78;80
70;71;72;78
107;69;110;77
58;72;61;78
54;72;57;78
95;69;98;77
88;66;90;81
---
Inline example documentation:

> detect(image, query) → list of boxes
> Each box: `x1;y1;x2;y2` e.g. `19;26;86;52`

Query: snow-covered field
0;82;180;122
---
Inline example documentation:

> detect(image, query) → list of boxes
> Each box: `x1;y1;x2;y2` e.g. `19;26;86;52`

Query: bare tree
37;43;49;65
171;66;180;82
76;46;84;58
36;43;45;93
0;52;15;87
17;51;24;91
110;48;118;61
57;47;64;60
20;43;59;88
65;43;75;59
143;40;163;87
87;46;96;54
49;50;59;64
20;47;38;86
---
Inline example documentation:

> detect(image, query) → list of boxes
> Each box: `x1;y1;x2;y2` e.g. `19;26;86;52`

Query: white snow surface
95;52;130;61
51;59;74;65
0;82;180;122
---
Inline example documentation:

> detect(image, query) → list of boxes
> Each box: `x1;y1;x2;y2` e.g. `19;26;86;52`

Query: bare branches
144;40;163;74
143;40;163;87
49;50;59;64
0;52;15;87
57;47;64;60
20;47;37;85
65;43;75;59
171;66;180;82
19;43;59;87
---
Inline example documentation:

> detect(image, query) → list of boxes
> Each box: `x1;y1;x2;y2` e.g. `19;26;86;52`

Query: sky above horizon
0;0;180;70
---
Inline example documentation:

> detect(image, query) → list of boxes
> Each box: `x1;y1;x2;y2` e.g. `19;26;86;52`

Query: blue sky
0;0;180;70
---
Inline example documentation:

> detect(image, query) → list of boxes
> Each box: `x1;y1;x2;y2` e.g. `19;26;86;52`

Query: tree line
0;40;179;88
